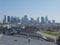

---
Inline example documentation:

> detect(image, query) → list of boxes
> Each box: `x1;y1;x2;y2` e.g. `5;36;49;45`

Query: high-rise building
13;17;17;23
7;16;10;23
10;16;14;23
41;16;45;23
14;17;20;24
45;16;48;24
36;17;39;24
21;15;29;25
48;20;51;24
29;18;34;25
10;16;20;24
52;20;55;24
3;15;6;23
17;17;20;23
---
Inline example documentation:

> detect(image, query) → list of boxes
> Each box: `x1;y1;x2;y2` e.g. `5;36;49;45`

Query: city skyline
0;0;60;22
3;15;55;24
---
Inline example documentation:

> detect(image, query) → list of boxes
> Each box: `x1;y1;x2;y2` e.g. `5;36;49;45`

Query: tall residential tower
3;15;6;23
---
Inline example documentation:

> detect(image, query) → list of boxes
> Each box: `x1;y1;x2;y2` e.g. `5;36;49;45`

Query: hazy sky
0;0;60;22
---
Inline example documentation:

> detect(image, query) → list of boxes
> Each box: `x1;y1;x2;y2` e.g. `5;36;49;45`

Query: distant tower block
41;16;45;23
45;16;48;24
52;20;55;24
3;15;6;23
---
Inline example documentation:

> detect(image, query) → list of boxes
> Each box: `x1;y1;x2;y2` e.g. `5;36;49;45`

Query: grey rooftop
0;34;57;45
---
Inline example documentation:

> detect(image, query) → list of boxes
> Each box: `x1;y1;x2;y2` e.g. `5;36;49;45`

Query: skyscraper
14;16;20;24
45;16;48;24
17;17;20;23
48;20;51;24
3;15;6;23
7;16;10;23
21;15;29;25
10;16;20;24
30;18;35;25
52;20;55;24
36;17;39;24
41;16;45;24
10;16;14;23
